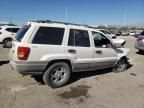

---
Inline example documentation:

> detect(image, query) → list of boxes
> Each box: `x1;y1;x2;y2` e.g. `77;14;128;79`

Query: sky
0;0;144;25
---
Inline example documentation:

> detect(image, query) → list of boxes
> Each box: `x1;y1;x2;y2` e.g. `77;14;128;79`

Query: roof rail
32;20;97;29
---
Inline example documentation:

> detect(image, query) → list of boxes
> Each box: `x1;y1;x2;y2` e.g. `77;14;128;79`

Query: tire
139;50;143;53
113;58;128;73
3;38;12;48
43;62;71;88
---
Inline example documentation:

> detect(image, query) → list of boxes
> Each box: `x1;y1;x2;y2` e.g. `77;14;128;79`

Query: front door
91;31;118;69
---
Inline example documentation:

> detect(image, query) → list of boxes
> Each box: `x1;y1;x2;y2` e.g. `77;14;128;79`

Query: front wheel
113;58;128;73
3;39;12;48
43;62;71;88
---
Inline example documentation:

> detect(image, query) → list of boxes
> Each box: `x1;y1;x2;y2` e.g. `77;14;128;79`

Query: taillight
17;47;30;60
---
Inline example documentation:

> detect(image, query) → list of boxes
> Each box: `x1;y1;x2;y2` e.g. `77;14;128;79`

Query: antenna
124;9;127;26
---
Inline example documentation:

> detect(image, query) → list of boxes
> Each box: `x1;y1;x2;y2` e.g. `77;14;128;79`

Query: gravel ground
0;36;144;108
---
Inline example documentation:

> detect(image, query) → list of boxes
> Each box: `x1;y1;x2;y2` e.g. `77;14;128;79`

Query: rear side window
32;27;64;45
16;25;30;42
68;29;90;47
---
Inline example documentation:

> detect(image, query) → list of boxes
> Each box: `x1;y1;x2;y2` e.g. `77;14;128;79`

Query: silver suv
9;20;130;88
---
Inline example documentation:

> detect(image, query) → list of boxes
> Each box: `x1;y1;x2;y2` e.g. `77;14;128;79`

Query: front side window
92;31;112;48
68;29;90;47
32;27;64;45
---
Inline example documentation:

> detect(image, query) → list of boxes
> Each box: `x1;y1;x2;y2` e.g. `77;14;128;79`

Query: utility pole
65;6;68;22
124;10;127;26
10;18;12;24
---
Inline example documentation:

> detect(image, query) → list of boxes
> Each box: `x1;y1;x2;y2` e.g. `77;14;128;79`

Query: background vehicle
98;29;116;38
112;38;126;46
135;30;144;53
111;30;121;36
9;20;130;88
98;29;125;46
129;31;136;36
121;31;129;36
0;25;20;48
134;30;143;38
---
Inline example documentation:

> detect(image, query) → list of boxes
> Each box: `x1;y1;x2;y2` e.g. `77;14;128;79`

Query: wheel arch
2;37;12;44
43;59;73;74
115;56;127;66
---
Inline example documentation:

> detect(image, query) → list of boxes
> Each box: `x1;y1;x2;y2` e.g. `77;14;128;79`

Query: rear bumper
10;61;47;75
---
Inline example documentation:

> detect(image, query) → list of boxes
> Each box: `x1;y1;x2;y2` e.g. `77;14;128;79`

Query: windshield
15;25;30;42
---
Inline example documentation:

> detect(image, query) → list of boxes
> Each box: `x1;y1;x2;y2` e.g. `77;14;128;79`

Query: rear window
16;25;30;42
140;31;144;35
32;27;64;45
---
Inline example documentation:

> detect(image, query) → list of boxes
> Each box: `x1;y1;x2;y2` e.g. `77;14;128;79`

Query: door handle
68;49;76;54
96;50;102;54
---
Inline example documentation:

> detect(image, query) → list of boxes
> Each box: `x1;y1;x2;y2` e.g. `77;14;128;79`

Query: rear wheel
3;38;12;48
113;58;128;73
43;62;71;88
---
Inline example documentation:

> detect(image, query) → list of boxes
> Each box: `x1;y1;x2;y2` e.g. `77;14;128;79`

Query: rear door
66;28;93;72
91;31;118;69
29;26;66;61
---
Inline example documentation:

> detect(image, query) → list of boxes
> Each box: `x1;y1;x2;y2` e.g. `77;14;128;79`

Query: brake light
17;47;30;60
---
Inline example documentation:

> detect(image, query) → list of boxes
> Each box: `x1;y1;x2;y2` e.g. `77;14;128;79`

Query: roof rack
32;20;97;29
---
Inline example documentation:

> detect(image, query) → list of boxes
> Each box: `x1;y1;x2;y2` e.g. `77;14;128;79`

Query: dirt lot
0;36;144;108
